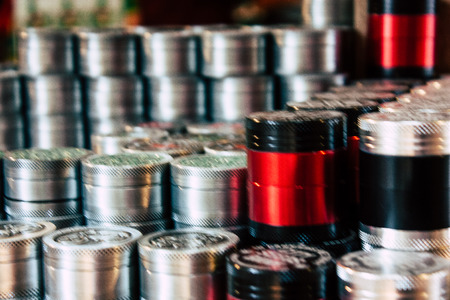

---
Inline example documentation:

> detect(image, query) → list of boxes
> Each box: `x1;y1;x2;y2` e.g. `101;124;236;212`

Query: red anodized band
368;14;435;68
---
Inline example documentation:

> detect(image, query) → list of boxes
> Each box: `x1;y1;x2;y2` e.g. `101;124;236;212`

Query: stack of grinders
246;110;347;244
43;226;142;299
271;26;350;107
0;221;56;300
337;250;450;299
24;75;84;148
3;148;90;228
77;28;143;142
0;70;24;150
18;28;80;148
82;152;173;234
227;244;335;300
201;26;274;121
301;0;354;28
170;154;248;239
359;112;450;258
138;228;239;300
137;27;206;123
123;136;204;158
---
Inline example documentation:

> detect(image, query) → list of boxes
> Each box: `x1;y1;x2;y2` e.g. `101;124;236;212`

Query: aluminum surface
88;115;145;135
337;249;450;299
86;218;170;235
18;28;75;75
301;0;354;28
5;177;79;201
147;76;206;122
5;198;82;218
186;122;244;135
123;137;204;157
204;140;247;156
359;112;450;156
81;152;173;186
43;226;142;300
0;221;56;300
140;28;199;76
201;27;268;78
0;70;22;114
77;28;139;76
9;214;85;229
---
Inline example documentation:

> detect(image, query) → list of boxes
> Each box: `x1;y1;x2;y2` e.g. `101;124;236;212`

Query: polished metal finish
204;140;247;156
140;28;199;76
210;76;274;122
380;100;450;113
5;198;81;218
359;112;450;156
278;73;346;104
5;177;80;201
18;28;75;75
301;0;354;28
201;27;268;78
77;28;139;76
138;228;239;300
24;75;82;115
147;76;206;122
272;27;349;75
86;218;170;235
0;70;22;114
43;226;142;300
186;122;244;135
337;249;450;299
88;115;145;135
0;221;56;300
123;137;204;157
9;214;85;229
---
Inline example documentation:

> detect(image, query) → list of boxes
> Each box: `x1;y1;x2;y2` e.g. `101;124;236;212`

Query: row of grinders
2;219;450;299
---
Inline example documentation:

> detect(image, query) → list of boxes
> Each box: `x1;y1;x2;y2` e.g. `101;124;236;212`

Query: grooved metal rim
84;210;167;223
172;213;245;227
0;287;41;300
123;137;204;157
0;221;56;249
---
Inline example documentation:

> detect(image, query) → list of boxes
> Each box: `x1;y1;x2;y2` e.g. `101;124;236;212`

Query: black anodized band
367;66;434;80
369;0;436;15
360;150;450;230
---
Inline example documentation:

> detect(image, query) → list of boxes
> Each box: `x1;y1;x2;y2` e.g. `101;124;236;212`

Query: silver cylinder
138;228;239;300
5;177;80;201
148;76;206;122
171;154;247;228
272;27;350;75
140;28;199;76
43;226;142;300
301;0;354;28
210;76;274;122
28;115;85;149
91;129;168;155
77;28;139;77
24;75;82;115
0;70;22;114
0;221;56;300
337;249;450;299
4;198;81;218
201;28;268;78
123;137;204;157
18;28;75;75
278;73;346;105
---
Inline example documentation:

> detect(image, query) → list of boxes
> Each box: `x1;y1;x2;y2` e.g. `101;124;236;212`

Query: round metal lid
123;137;204;158
204;140;247;156
138;228;239;274
186;122;245;135
380;100;450;113
359;112;450;156
337;250;450;299
81;152;173;186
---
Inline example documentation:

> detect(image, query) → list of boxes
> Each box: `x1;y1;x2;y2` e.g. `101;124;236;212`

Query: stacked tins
18;28;84;148
3;148;89;228
81;152;173;234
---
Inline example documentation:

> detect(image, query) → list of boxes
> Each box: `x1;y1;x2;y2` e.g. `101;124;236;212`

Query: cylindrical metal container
311;91;397;104
337;249;450;299
201;28;267;78
209;76;274;122
171;154;247;230
367;0;436;78
86;75;144;119
147;76;206;122
330;83;410;95
380;99;450;113
227;244;335;300
0;115;25;150
140;28;199;76
18;28;75;75
301;0;354;28
28;115;85;148
124;137;204;157
186;122;245;136
82;153;173;226
77;28;139;76
0;70;22;114
277;73;346;106
43;226;142;300
0;221;56;300
4;198;81;218
287;99;379;229
246;110;347;243
138;228;239;300
359;112;450;257
90;129;168;155
24;75;82;115
272;27;350;75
